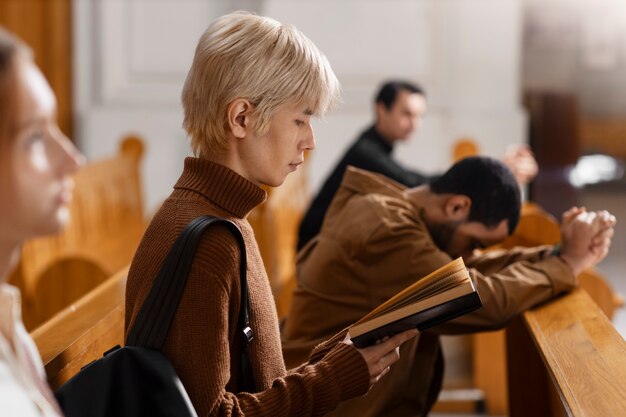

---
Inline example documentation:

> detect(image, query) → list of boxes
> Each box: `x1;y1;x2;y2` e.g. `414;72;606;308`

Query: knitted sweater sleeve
161;226;369;417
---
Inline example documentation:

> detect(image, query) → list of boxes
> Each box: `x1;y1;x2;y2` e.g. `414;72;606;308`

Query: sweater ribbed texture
125;157;369;416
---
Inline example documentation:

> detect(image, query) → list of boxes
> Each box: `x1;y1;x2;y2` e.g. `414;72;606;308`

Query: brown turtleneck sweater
125;158;369;416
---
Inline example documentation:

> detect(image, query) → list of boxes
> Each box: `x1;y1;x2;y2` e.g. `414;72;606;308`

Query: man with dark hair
297;80;430;250
298;80;537;250
429;157;522;234
375;80;425;111
282;157;615;417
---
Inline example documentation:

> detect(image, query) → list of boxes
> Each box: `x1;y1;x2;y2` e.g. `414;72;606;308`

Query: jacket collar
340;165;406;198
337;166;426;219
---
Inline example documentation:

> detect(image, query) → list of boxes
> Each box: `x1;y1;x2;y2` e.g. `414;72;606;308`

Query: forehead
16;60;56;124
392;90;426;113
274;101;313;116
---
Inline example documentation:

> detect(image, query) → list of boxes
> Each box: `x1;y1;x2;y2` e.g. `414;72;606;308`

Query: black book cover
351;291;483;348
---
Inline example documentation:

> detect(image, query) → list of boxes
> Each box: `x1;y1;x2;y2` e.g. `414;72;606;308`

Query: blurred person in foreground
0;27;84;416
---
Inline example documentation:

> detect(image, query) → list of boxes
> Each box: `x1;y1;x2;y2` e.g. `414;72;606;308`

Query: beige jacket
282;166;575;417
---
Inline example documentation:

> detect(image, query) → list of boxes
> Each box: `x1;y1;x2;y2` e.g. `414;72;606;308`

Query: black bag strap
126;216;255;391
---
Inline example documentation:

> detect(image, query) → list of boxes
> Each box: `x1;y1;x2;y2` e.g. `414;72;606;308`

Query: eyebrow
303;109;314;116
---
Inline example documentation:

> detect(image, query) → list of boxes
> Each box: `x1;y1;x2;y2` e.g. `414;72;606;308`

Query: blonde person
0;28;84;416
125;12;418;416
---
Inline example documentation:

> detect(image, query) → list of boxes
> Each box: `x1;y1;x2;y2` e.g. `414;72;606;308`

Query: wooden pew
507;288;626;417
452;137;480;163
450;140;623;413
31;267;127;389
472;203;623;415
11;136;146;330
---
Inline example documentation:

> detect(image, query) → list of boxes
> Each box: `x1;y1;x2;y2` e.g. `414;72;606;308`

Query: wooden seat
11;136;146;329
31;267;127;389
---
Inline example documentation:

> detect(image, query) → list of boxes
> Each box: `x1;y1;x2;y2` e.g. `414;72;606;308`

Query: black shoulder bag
55;216;255;417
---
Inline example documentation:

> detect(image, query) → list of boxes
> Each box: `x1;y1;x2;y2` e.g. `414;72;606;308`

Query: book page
354;258;468;325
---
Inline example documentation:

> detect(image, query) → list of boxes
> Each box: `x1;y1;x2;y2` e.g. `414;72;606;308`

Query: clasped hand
559;207;616;276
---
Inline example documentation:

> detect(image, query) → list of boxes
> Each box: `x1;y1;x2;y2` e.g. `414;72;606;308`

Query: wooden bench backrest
13;136;146;329
31;268;127;389
507;288;626;417
452;137;480;163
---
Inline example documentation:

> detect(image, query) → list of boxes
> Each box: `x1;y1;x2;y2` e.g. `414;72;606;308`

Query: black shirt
297;125;435;250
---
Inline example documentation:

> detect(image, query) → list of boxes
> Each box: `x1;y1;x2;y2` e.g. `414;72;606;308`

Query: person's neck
0;239;21;282
404;186;447;223
373;122;397;147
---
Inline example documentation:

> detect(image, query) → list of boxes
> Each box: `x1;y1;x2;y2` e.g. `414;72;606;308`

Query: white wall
74;0;525;212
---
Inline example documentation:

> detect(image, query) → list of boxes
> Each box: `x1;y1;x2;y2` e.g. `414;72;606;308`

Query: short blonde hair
182;11;341;157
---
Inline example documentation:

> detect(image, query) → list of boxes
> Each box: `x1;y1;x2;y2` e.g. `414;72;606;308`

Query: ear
226;99;254;139
443;195;471;222
375;102;388;120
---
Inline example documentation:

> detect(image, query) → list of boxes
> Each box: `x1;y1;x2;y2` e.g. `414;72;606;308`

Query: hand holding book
346;328;419;388
349;257;482;348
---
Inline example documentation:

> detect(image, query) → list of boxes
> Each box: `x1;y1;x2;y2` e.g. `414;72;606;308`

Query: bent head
0;28;83;245
375;80;427;142
182;12;340;186
426;157;521;258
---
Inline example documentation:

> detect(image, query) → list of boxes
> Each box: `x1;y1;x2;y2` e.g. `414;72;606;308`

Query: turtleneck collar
174;157;267;219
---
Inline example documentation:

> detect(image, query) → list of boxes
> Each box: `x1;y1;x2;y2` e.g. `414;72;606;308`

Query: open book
349;257;482;348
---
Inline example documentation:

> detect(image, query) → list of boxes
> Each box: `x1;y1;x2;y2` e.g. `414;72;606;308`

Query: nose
54;127;85;175
302;122;316;151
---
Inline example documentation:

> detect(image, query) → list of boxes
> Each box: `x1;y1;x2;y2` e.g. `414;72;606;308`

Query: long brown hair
0;27;31;184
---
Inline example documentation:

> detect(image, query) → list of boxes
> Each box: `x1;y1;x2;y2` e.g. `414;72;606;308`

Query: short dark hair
375;80;425;110
429;156;521;235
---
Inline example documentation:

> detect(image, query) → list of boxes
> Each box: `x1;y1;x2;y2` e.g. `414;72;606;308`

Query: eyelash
295;120;305;127
28;131;45;144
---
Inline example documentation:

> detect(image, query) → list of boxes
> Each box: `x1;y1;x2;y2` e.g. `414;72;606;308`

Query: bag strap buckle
243;326;254;345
